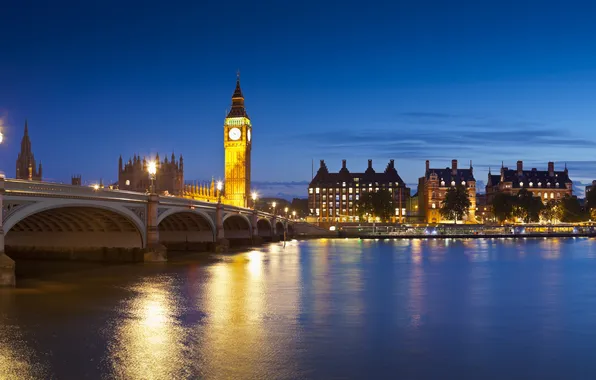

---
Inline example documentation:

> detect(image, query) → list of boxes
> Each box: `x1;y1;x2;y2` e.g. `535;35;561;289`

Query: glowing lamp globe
148;161;157;176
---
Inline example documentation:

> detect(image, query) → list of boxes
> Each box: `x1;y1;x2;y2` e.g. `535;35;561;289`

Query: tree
356;189;393;222
586;189;596;219
492;192;516;223
560;195;588;223
540;199;561;223
515;189;543;223
440;185;471;223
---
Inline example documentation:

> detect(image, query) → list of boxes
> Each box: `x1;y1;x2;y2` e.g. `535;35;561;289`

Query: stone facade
15;120;42;181
118;153;184;195
486;161;572;203
308;159;410;223
418;159;477;224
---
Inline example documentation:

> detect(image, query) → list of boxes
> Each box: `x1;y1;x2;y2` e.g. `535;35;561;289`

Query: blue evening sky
1;0;596;196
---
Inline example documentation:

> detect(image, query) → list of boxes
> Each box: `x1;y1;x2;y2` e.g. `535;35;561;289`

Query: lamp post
251;191;258;209
284;207;288;217
0;130;3;145
147;160;157;193
292;210;296;219
216;181;223;203
272;201;277;215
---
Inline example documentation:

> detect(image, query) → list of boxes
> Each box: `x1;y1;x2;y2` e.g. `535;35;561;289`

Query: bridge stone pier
0;177;292;287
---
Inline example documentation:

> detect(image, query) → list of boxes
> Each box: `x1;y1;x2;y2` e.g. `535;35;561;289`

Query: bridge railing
4;179;149;202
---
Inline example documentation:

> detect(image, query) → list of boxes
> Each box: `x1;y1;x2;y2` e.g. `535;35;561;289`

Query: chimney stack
451;159;458;175
389;159;394;168
320;159;325;168
517;160;523;175
342;159;347;169
548;162;555;176
425;160;430;172
368;159;373;169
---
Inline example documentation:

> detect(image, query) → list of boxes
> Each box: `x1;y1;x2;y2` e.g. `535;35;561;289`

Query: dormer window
451;181;456;186
461;181;466;186
538;182;542;187
441;181;445;186
520;182;524;187
529;182;533;187
547;182;551;187
556;182;559;187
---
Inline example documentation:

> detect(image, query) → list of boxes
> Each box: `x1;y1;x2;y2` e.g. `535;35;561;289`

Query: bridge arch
275;221;285;238
222;213;252;240
157;209;216;245
257;218;273;239
4;201;145;248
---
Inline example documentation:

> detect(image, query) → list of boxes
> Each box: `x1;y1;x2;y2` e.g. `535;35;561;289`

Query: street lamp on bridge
284;207;288;217
216;181;223;203
251;191;258;209
147;160;157;193
272;201;276;215
292;210;296;219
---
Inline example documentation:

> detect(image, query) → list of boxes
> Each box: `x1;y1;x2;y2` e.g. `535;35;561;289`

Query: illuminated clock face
228;127;241;141
248;129;251;142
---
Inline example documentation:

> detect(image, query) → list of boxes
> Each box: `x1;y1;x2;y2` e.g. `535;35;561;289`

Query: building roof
226;77;249;118
492;168;572;189
310;159;407;187
426;167;476;183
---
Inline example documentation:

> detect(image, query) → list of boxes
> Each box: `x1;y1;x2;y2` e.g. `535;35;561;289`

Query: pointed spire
227;71;248;118
24;119;29;136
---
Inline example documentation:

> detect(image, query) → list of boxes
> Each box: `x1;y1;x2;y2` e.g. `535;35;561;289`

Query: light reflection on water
3;238;596;379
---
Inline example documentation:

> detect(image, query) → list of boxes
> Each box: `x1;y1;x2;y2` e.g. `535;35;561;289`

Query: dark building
118;153;184;195
486;161;572;203
418;160;477;223
71;175;82;186
308;159;410;223
15;120;42;181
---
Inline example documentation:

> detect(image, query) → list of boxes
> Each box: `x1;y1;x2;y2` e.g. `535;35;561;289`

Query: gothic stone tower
16;120;42;181
224;74;252;208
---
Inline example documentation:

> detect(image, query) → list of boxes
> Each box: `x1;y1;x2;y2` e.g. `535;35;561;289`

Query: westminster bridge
0;176;306;286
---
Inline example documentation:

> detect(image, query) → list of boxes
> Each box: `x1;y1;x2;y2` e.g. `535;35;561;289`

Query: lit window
556;182;559;187
316;188;320;194
550;193;554;199
342;182;346;187
461;181;466;186
538;182;542;187
547;182;551;187
441;181;445;186
309;188;313;194
529;182;533;187
349;188;353;194
356;195;360;200
125;180;130;186
520;182;524;187
432;203;436;209
544;193;548;199
451;181;455;186
342;195;346;200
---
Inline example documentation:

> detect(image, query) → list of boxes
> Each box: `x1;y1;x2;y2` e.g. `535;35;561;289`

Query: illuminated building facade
118;153;184;195
418;159;476;223
308;159;410;222
224;75;252;208
486;161;573;203
15;120;43;181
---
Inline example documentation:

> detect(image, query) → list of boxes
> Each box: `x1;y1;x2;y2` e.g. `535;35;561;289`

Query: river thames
2;238;596;379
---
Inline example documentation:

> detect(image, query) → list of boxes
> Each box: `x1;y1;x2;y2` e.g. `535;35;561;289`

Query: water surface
2;238;596;379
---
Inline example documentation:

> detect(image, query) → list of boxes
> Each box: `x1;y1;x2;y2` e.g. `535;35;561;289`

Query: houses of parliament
14;75;253;208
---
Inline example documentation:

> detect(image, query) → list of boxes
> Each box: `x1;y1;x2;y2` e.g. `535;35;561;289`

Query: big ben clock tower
224;73;252;208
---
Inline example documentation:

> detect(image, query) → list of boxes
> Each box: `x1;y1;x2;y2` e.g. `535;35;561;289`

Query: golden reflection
411;239;422;264
198;244;301;377
540;238;562;260
108;280;184;380
0;327;47;380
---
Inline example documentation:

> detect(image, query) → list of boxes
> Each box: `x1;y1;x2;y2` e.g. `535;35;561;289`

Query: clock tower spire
223;73;252;208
